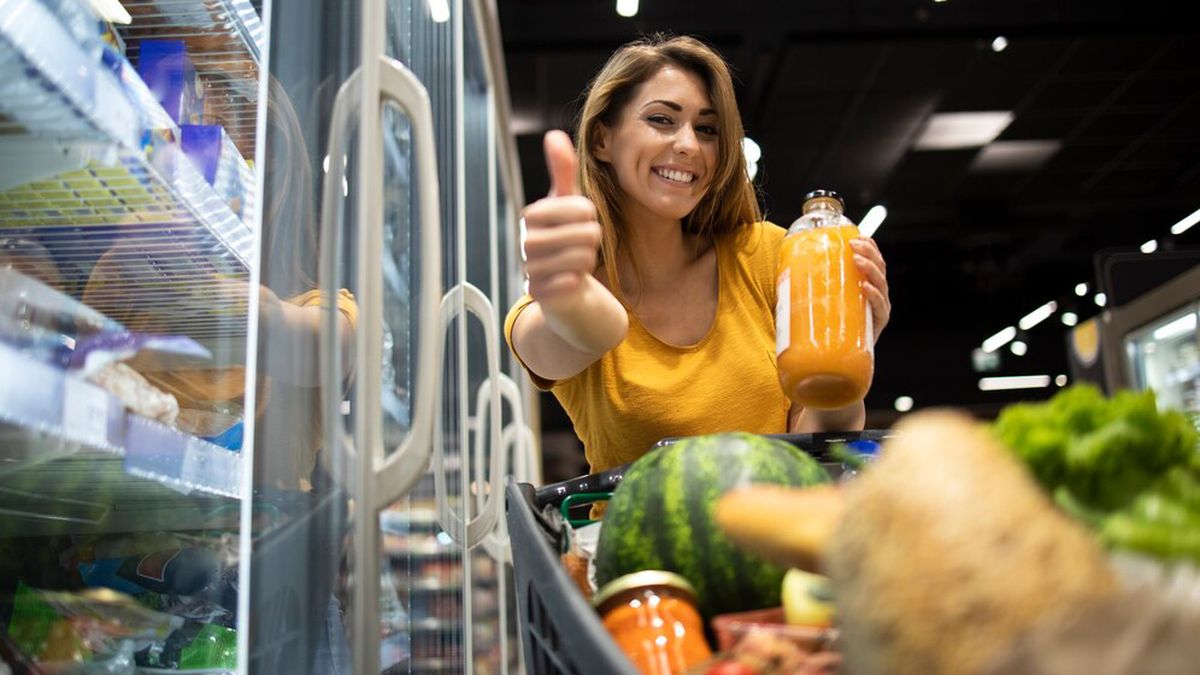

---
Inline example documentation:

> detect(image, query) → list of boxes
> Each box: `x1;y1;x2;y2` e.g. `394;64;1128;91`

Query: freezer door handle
433;282;504;547
318;55;443;510
371;56;444;508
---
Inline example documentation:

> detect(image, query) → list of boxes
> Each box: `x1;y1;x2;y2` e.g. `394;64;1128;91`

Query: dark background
495;0;1200;452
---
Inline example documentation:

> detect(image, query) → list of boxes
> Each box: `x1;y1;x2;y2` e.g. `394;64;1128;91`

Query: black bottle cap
804;189;845;208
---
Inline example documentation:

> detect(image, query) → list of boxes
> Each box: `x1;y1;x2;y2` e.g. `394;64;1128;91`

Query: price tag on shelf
62;377;109;447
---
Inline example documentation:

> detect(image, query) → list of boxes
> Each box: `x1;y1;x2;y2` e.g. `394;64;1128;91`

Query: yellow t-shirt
504;221;791;474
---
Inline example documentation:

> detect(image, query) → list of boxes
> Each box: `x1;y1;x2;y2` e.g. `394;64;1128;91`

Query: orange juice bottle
776;190;874;409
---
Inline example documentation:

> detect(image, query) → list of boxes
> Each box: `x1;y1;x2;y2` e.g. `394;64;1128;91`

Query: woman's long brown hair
575;34;761;297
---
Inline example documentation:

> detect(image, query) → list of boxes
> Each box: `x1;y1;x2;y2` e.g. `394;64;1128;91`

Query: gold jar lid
592;570;699;612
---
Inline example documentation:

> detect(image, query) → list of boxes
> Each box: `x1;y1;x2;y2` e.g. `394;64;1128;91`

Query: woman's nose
674;124;700;154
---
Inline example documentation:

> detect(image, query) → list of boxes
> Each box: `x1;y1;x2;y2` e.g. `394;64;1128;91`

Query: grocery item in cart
594;432;831;620
593;570;712;675
775;190;873;409
716;410;1120;675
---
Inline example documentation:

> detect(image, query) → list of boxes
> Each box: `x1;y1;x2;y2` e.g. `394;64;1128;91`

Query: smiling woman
504;34;893;483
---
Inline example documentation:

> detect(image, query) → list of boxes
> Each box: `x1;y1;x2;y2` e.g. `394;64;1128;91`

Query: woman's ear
593;124;613;163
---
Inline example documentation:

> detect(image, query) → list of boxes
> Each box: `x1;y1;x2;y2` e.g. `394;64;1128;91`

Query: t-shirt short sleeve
503;294;557;391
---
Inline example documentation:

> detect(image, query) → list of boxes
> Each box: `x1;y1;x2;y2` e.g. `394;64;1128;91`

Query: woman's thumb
544;130;580;197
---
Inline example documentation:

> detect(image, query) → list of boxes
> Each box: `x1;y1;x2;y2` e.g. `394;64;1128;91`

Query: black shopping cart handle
533;430;895;509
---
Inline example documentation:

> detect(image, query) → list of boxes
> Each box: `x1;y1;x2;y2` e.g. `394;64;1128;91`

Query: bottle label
776;268;790;356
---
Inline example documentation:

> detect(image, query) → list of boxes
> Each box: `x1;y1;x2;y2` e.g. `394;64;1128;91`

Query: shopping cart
506;430;896;674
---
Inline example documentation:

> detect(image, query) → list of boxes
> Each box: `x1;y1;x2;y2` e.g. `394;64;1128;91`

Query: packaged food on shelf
180;125;252;221
6;582;181;669
85;362;179;426
134;620;236;671
136;40;205;126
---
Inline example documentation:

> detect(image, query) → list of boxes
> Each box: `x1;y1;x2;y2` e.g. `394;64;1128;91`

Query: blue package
137;40;204;125
180;125;222;185
202;420;243;452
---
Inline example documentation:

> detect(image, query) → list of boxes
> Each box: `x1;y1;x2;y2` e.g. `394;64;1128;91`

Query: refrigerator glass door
246;0;364;673
0;0;264;671
1124;303;1200;426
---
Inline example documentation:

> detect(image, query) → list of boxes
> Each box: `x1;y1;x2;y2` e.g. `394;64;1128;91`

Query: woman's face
595;65;720;226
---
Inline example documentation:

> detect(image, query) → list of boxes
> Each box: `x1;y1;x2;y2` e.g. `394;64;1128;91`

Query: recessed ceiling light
1018;301;1057;330
858;205;888;237
428;0;450;22
1061;311;1079;327
1010;340;1028;356
1094;292;1107;307
1075;282;1089;297
1055;374;1069;387
616;0;638;17
970;140;1061;172
1141;239;1158;254
991;36;1008;52
914;111;1015;150
894;396;914;412
982;325;1017;353
1170;207;1200;235
979;375;1051;391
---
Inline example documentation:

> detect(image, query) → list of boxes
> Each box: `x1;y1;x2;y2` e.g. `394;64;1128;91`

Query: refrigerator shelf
0;341;242;535
118;0;264;157
0;0;255;310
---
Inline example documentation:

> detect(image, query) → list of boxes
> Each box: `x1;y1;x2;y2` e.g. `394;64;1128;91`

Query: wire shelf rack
119;0;263;157
1;0;258;342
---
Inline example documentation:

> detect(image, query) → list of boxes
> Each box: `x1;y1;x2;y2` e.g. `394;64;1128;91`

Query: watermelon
594;432;830;618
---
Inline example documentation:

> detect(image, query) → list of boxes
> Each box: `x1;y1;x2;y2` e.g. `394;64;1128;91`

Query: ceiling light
1140;239;1158;254
1152;313;1197;341
978;375;1051;391
1055;374;1068;387
991;36;1008;52
970;140;1061;172
1018;300;1057;330
1061;311;1079;327
742;137;761;180
972;347;1001;372
1170;207;1200;235
86;0;131;24
1010;340;1028;356
427;0;450;22
742;137;761;164
858;205;888;237
982;325;1017;353
894;396;914;412
1094;292;1107;307
914;111;1014;150
1075;282;1089;297
616;0;638;17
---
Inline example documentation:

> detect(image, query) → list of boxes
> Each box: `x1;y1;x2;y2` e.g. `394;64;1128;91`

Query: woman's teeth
654;168;695;184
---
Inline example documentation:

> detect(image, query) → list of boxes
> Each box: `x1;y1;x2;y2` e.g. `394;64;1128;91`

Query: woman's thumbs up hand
521;130;603;312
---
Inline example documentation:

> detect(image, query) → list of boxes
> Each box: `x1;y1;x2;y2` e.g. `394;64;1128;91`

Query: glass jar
593;570;712;674
776;189;874;409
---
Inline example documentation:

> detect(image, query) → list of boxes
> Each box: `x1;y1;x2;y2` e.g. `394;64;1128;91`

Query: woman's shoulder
727;220;786;261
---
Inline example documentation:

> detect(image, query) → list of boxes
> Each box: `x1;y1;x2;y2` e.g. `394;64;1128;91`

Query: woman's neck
617;214;709;299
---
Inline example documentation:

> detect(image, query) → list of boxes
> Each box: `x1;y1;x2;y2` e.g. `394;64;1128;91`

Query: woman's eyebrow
642;99;718;116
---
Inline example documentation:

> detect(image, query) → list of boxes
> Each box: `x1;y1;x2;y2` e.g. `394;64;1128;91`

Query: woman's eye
697;125;719;137
647;114;672;125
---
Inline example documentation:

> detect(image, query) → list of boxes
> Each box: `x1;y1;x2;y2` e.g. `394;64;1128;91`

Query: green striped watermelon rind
594;432;831;619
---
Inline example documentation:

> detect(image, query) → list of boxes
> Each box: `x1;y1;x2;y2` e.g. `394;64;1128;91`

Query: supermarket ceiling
496;0;1200;415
